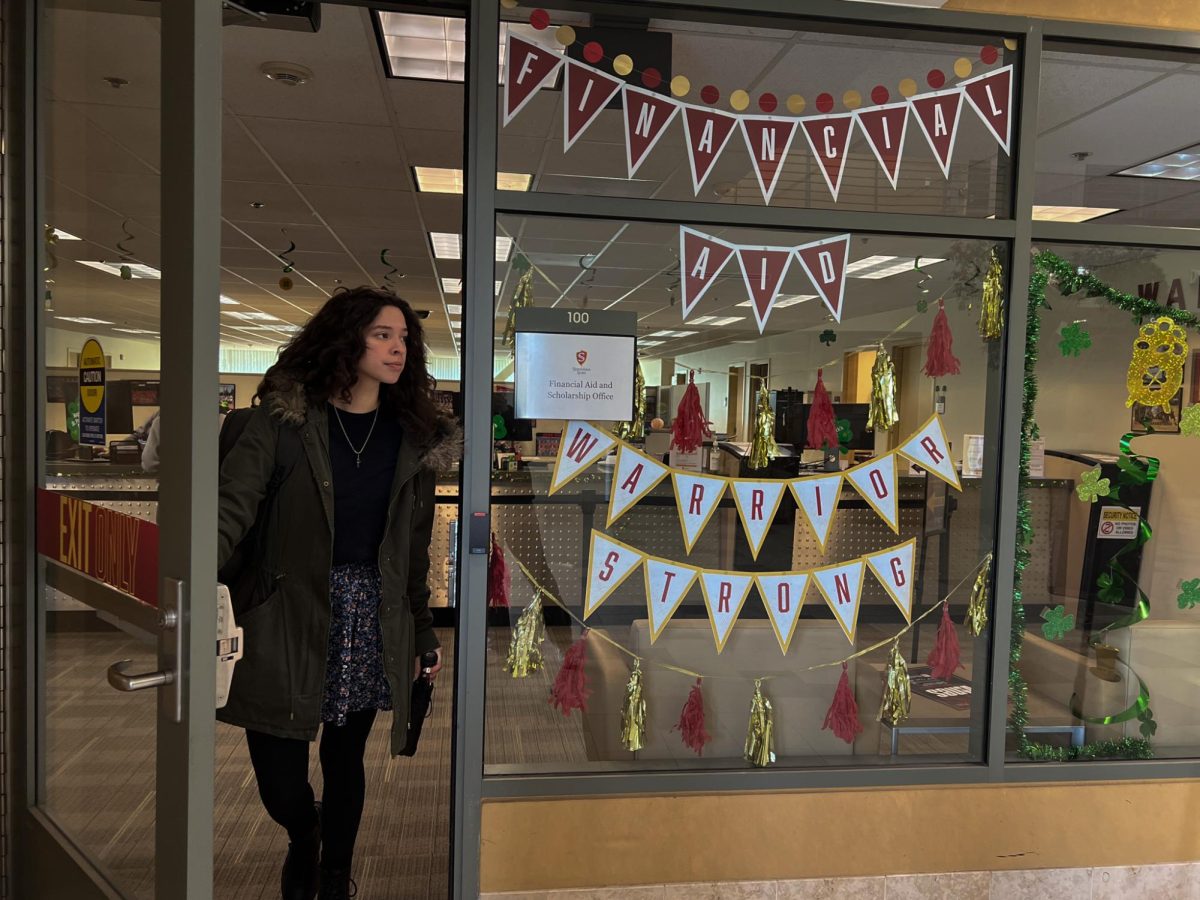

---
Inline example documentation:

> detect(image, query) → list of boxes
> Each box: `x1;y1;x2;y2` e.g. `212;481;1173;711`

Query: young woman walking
217;287;458;899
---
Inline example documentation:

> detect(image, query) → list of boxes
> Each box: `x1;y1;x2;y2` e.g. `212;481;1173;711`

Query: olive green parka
216;380;458;755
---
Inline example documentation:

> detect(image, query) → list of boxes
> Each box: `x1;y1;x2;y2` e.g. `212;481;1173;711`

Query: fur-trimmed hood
263;382;462;471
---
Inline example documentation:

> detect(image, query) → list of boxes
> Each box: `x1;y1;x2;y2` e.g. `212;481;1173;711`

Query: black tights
245;709;377;870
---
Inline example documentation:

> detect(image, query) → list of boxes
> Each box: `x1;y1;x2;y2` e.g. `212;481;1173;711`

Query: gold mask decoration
1125;317;1188;412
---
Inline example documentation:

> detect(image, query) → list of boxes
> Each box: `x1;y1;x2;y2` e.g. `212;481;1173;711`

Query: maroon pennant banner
683;106;739;194
961;65;1013;155
736;247;793;333
503;34;563;126
739;116;799;205
623;85;681;177
680;226;736;319
563;59;624;151
794;234;851;323
800;114;855;201
910;88;964;178
854;102;910;190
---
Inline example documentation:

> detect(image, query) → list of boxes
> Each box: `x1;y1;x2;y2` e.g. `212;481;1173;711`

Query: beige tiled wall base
482;863;1200;899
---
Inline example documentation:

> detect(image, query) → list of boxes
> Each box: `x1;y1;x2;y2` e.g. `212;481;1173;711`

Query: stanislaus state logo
576;350;588;366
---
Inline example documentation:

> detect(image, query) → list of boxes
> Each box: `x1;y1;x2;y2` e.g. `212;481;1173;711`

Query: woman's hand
414;646;443;682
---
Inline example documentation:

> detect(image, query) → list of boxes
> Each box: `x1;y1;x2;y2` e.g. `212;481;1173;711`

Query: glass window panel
1012;242;1200;762
485;214;1007;773
498;5;1016;217
1036;47;1200;227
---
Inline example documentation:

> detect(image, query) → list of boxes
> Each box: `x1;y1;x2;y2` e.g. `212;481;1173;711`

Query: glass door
16;1;222;897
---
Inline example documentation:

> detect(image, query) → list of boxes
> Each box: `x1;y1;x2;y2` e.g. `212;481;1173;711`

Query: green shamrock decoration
491;414;508;440
1075;466;1111;503
1181;405;1200;438
916;297;929;314
1096;570;1126;604
819;329;837;346
1138;706;1158;739
1058;321;1092;357
1177;578;1200;610
1040;604;1075;641
835;418;852;455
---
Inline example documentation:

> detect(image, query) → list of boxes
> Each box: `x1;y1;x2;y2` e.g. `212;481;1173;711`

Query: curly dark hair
256;287;441;439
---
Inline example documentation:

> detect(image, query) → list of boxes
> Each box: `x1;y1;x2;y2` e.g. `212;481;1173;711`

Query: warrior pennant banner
503;47;1014;205
794;234;851;323
736;246;794;333
679;227;736;319
582;532;928;651
555;414;957;549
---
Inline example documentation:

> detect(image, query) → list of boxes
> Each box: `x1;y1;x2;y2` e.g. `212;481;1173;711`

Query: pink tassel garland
670;370;713;453
926;603;963;680
821;662;863;744
923;299;961;378
487;531;510;608
674;678;712;755
807;369;839;451
549;631;591;716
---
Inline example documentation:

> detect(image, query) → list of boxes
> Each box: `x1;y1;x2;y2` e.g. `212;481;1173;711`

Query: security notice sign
1097;506;1140;540
514;308;637;421
77;337;107;446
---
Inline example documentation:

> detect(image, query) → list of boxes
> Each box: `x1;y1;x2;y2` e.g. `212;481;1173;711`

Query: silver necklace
332;405;379;469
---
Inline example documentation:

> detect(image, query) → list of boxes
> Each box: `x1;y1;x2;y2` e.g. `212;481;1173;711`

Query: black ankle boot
281;822;320;900
318;867;357;900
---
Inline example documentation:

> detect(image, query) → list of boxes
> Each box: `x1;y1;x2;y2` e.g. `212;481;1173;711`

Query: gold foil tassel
614;359;647;442
967;553;992;637
744;678;776;767
867;345;899;432
877;639;912;727
504;590;545;678
502;268;534;348
620;659;647;751
978;248;1003;342
748;381;779;470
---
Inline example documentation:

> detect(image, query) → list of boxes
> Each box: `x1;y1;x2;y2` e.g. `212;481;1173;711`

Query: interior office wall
943;0;1200;31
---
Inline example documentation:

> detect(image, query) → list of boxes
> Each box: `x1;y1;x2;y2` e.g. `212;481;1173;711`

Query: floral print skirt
321;562;393;726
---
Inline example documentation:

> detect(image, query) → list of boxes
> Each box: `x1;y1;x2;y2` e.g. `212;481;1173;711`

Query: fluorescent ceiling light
224;311;282;322
51;228;82;240
376;12;564;83
113;328;159;335
77;260;162;279
845;256;945;280
220;295;241;305
56;316;113;325
446;304;462;314
690;315;744;326
230;324;301;333
442;278;503;294
429;233;512;262
1031;205;1120;223
1116;144;1200;181
638;340;664;347
648;330;698;337
736;294;816;308
413;166;532;193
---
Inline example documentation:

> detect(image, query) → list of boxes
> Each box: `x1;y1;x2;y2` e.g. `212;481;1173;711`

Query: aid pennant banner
740;116;799;204
584;531;644;618
550;421;616;494
812;559;866;645
699;571;755;652
673;472;729;553
789;472;844;553
503;34;564;126
683;106;739;194
897;413;961;490
623;85;681;176
794;234;851;322
736;246;794;333
731;480;788;560
865;539;917;622
607;444;671;525
854;102;911;189
643;557;699;642
564;59;624;151
755;573;810;654
961;65;1013;155
679;226;736;319
800;114;855;201
845;452;900;535
910;88;964;178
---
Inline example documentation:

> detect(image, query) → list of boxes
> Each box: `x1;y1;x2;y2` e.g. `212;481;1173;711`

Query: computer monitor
104;381;135;434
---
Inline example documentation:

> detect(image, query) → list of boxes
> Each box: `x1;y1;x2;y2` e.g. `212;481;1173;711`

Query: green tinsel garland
1005;251;1198;762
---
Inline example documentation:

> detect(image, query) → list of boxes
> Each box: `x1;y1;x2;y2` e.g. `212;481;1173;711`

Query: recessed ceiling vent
259;62;314;86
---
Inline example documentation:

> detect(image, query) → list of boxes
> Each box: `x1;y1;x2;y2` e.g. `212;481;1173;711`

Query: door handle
104;577;184;722
107;659;176;692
